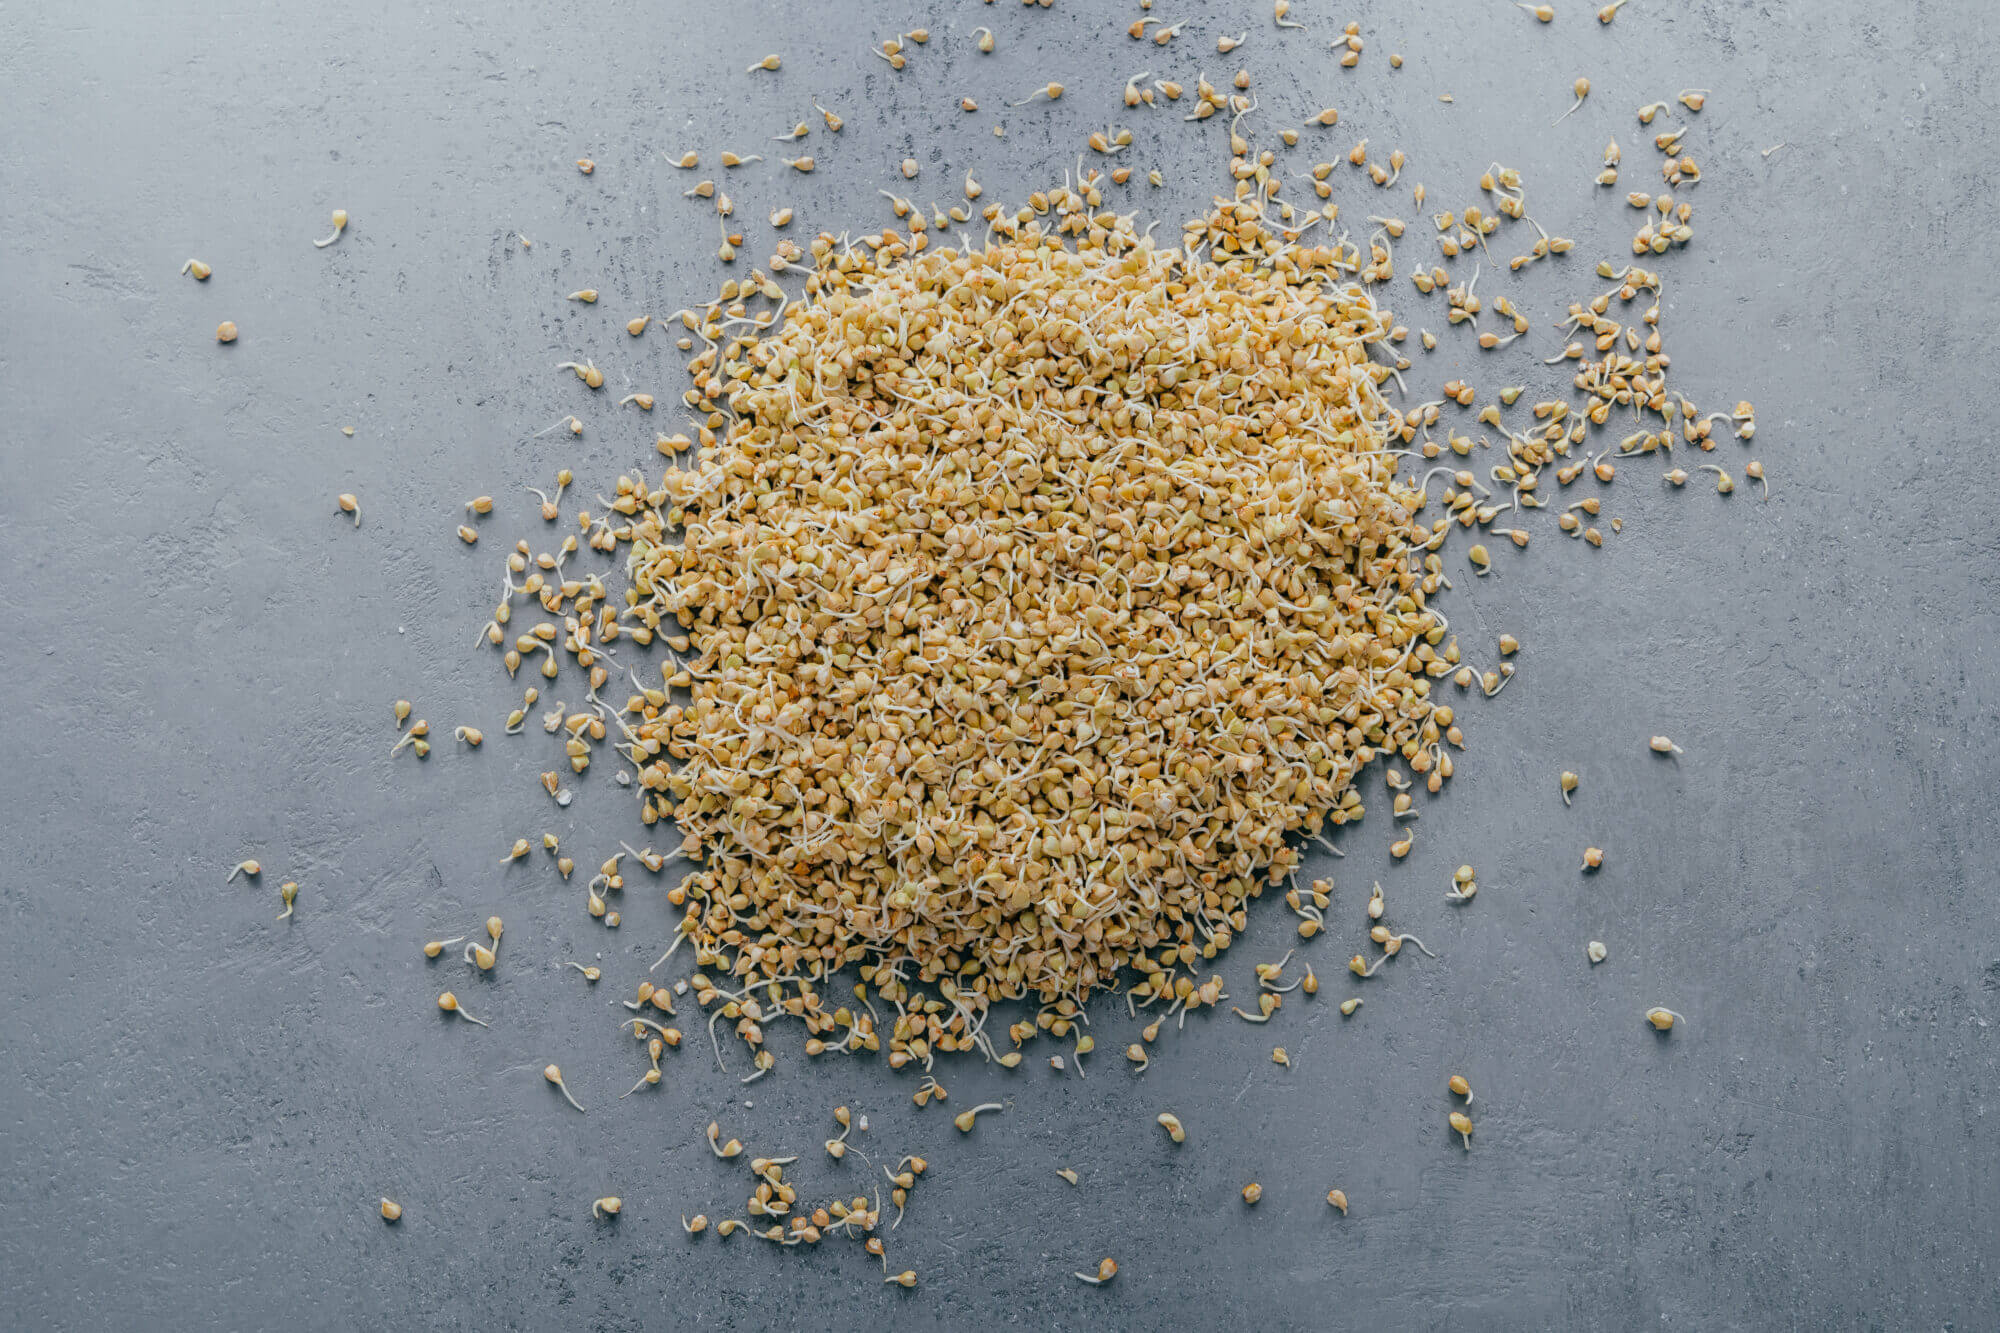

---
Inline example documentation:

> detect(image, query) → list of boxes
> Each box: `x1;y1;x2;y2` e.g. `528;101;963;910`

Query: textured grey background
3;1;1996;1329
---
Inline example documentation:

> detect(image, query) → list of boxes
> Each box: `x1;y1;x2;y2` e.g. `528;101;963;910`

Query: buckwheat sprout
565;962;601;982
215;321;238;343
1649;735;1684;756
812;97;842;132
1275;0;1305;27
682;1214;708;1234
1327;1189;1349;1214
181;258;211;280
226;860;262;883
544;1063;586;1112
1646;1007;1685;1031
312;209;348;248
1581;846;1604;871
1350;954;1389;978
621;1017;677;1045
953;1102;1004;1133
556;360;605;389
337;493;360;526
1389;933;1437;957
616;1056;664;1088
706;1121;744;1158
748;54;780;72
1515;3;1554;19
379;1197;402;1222
973;25;995;52
1587;941;1608;964
1340;998;1362;1016
1449;1074;1473;1103
1241;1182;1263;1204
438;991;488;1026
885;1271;917;1288
1553;77;1590;125
1449;1111;1473;1148
1074;1257;1119;1285
1012;82;1064;106
1157;1112;1186;1143
503;838;530;863
464;942;496;971
1561;771;1579;804
276;881;298;920
423;937;463;958
593;1196;622;1218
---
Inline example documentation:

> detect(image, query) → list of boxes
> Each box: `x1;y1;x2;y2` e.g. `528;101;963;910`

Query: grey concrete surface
2;1;1997;1328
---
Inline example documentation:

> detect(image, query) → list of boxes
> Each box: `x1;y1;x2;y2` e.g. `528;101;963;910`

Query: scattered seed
953;1102;1004;1132
1074;1257;1119;1285
544;1063;586;1112
312;209;348;248
1553;77;1590;126
215;321;239;343
438;991;488;1026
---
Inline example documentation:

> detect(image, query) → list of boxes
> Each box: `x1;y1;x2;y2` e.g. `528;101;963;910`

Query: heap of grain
615;195;1460;1061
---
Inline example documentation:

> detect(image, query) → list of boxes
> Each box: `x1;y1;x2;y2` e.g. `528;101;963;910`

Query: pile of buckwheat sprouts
592;191;1473;1069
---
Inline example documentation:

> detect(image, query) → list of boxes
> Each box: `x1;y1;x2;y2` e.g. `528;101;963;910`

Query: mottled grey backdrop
3;1;1996;1328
